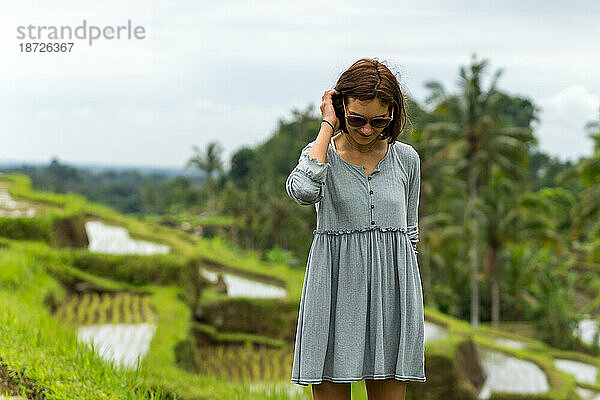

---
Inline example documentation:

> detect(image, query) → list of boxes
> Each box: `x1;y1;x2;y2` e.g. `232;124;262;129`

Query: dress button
368;176;371;180
371;220;375;225
371;204;374;209
370;190;373;194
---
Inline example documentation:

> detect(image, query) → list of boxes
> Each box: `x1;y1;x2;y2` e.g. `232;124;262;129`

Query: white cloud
536;85;599;162
0;0;599;168
189;99;232;115
1;100;292;168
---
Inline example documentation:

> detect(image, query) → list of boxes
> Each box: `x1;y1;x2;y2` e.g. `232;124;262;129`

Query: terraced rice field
575;318;600;346
248;382;305;398
200;268;287;298
577;386;600;400
55;292;155;325
554;358;598;384
77;323;156;369
491;337;527;349
476;346;549;399
55;292;157;369
195;321;453;385
84;220;170;255
423;321;447;343
0;187;36;218
195;344;295;384
424;323;555;399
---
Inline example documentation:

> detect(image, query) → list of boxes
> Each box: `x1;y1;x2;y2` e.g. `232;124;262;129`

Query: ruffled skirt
290;229;426;386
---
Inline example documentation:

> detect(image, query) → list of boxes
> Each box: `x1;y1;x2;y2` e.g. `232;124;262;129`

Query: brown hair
333;58;409;143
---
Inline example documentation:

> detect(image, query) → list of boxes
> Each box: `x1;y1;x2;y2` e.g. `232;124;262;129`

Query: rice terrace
2;170;600;399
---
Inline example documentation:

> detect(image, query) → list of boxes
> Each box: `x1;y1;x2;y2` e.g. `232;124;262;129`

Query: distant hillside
0;159;203;177
0;158;207;215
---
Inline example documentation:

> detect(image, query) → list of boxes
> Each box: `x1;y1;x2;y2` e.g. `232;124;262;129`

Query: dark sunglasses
343;98;394;129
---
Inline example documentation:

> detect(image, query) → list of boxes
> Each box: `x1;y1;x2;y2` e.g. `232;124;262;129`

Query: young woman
285;58;426;400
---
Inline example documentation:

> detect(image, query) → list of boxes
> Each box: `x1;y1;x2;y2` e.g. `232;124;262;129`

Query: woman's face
343;97;391;143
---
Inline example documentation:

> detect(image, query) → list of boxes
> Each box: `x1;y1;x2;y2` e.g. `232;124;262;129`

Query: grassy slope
2;172;600;399
0;174;312;399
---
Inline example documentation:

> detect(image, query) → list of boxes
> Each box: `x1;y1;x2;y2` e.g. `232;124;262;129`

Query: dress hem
290;374;426;386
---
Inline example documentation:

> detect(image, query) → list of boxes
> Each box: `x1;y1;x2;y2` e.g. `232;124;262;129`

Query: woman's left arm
406;147;421;255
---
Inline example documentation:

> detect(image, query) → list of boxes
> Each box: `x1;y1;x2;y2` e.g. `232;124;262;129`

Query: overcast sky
1;0;599;169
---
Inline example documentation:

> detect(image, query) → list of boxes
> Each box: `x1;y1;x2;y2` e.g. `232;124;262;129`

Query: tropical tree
531;255;582;349
256;182;295;249
422;53;537;328
408;125;467;308
566;106;600;260
586;106;600;155
479;166;564;328
186;141;225;192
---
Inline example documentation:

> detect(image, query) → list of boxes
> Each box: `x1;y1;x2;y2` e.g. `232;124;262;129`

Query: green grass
1;174;305;303
0;174;319;398
0;246;168;400
0;240;317;399
4;172;600;399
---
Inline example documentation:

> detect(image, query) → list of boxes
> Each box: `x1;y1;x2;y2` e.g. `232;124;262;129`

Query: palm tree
566;106;600;260
479;166;563;328
586;106;600;155
257;184;295;249
186;141;224;190
422;53;536;328
218;177;261;250
533;260;581;349
409;125;468;308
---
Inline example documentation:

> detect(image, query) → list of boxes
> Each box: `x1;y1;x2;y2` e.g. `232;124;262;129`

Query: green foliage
2;161;207;215
198;297;298;340
532;266;582;349
0;216;52;243
531;188;576;231
0;246;168;400
193;343;294;385
3;64;600;398
69;251;187;286
264;245;299;266
0;239;310;399
0;250;46;291
194;322;287;348
173;334;198;371
229;147;257;188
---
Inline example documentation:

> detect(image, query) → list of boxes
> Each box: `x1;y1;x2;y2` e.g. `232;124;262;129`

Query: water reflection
0;188;36;218
200;268;286;298
477;347;549;400
424;321;447;343
577;386;600;400
85;220;170;255
554;358;597;384
492;338;527;350
575;319;600;346
77;322;156;369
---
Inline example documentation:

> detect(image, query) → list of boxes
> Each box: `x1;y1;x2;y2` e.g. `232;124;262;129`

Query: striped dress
285;136;426;386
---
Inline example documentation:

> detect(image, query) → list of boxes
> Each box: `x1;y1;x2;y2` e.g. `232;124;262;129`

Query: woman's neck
342;131;384;153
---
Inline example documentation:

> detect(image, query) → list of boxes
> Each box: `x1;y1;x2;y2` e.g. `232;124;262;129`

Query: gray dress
285;136;426;386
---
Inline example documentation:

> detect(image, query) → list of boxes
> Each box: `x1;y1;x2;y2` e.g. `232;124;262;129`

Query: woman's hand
320;89;340;134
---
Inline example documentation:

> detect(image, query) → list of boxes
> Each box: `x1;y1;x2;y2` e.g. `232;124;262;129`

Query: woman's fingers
320;89;340;132
323;89;339;99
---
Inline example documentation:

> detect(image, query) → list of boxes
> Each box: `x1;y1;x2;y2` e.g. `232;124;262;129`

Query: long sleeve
285;140;330;206
406;147;421;255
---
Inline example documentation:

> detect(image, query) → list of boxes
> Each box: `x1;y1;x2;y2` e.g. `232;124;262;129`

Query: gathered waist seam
313;225;409;235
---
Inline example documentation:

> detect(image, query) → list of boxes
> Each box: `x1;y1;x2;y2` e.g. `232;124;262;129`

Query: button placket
367;173;375;225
